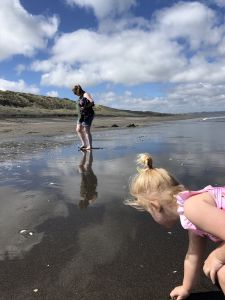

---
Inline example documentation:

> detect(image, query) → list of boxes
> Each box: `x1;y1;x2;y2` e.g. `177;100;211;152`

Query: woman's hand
170;285;190;300
203;251;224;284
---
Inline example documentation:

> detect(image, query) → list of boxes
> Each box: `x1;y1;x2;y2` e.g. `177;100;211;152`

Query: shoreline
0;115;196;140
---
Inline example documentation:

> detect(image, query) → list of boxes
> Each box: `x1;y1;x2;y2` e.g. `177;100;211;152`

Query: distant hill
1;90;224;119
0;90;169;118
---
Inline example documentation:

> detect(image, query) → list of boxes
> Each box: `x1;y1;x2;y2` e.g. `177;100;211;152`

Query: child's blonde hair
127;153;184;211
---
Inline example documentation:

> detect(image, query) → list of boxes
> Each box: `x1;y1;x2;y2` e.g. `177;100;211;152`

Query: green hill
0;90;169;118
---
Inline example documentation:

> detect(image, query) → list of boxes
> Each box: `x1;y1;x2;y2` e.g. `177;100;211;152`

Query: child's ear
148;201;161;212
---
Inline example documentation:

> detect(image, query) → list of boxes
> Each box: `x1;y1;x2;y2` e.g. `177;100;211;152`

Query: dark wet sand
0;115;194;139
0;117;225;299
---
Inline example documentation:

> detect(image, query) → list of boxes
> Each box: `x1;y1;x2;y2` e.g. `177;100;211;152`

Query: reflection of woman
78;151;98;209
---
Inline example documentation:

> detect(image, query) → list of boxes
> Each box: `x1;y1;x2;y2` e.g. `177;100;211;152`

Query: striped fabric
177;185;225;242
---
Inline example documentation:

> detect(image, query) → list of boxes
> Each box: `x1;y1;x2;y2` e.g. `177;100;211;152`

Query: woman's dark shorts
77;114;94;127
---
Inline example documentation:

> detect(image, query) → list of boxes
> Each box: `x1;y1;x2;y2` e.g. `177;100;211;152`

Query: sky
1;0;225;113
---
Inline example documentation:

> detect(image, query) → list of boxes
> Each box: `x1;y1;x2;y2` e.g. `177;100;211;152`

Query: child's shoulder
184;192;215;209
177;186;218;214
178;185;225;202
177;185;213;202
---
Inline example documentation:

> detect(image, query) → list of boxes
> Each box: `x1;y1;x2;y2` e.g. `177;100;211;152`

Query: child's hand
170;285;190;300
203;252;224;284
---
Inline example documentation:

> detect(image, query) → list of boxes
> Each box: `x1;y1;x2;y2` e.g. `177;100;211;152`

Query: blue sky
1;0;225;113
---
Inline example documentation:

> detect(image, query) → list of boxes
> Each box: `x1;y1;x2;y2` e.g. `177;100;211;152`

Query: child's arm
203;242;225;284
170;231;206;300
184;193;225;285
184;193;225;241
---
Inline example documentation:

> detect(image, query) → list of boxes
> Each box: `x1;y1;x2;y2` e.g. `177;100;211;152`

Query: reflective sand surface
0;118;225;299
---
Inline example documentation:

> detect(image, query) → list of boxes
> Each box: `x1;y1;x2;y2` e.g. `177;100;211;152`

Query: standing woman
72;84;95;150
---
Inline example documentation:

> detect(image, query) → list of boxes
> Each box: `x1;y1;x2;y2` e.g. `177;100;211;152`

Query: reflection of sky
0;118;225;297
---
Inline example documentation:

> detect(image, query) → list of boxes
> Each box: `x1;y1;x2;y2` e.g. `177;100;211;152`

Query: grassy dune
0;90;169;118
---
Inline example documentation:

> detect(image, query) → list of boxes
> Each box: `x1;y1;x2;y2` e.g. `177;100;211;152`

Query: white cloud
154;2;221;49
97;82;225;113
0;0;59;61
31;60;56;72
25;1;225;112
0;78;39;94
15;64;26;75
66;0;136;19
213;0;225;7
34;29;186;87
171;54;225;83
46;90;59;97
165;82;225;113
30;2;225;90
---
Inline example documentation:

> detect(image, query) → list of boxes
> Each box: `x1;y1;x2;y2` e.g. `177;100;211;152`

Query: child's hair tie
146;157;153;169
136;153;153;170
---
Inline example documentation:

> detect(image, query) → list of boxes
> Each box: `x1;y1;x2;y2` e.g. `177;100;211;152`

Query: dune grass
0;90;170;118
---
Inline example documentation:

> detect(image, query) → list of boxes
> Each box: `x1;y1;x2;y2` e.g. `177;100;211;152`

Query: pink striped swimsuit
176;185;225;242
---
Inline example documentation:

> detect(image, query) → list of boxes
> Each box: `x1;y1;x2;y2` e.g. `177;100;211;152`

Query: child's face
147;204;175;229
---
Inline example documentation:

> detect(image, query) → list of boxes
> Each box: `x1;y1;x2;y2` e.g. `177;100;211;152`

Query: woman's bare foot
79;145;87;149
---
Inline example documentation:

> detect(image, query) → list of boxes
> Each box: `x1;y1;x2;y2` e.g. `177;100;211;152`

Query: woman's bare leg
76;124;87;147
84;126;92;149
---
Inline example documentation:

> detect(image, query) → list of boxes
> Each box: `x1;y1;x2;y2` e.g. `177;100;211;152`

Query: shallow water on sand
0;118;225;299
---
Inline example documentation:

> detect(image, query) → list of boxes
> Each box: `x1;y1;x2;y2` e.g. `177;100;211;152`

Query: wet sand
0;117;225;299
0;115;192;139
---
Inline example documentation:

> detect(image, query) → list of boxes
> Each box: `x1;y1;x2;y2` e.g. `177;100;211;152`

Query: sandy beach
0;115;191;140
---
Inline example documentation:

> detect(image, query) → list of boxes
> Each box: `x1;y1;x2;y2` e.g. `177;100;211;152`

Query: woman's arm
83;92;94;109
84;92;94;102
170;231;206;299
